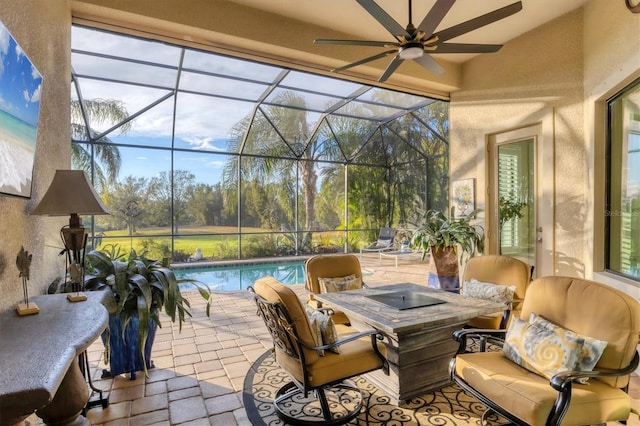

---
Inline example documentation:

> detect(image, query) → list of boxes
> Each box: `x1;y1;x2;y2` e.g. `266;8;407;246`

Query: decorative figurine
16;246;38;315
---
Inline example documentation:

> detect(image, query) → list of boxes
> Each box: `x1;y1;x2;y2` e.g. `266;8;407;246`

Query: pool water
175;260;306;291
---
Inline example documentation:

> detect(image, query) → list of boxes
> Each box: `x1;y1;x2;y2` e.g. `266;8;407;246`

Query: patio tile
194;359;223;374
130;410;170;426
86;400;131;424
174;364;196;376
209;411;238;425
167;375;200;392
109;384;144;404
168;396;208;424
131;393;168;416
204;392;242;415
168;386;201;402
145;380;167;396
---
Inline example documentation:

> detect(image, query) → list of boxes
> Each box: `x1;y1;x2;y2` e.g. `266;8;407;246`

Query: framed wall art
0;20;43;199
452;178;475;218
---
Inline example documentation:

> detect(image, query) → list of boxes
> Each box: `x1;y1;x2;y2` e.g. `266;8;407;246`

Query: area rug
242;350;507;425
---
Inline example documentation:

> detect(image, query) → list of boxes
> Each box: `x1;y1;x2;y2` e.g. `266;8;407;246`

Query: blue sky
0;21;43;126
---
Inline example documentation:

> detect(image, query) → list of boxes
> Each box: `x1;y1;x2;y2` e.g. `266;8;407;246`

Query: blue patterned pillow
503;317;583;380
529;313;607;383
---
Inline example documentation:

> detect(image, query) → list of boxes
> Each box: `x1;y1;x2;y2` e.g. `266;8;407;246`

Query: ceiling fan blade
434;1;523;43
378;56;403;82
414;54;446;75
434;43;502;54
356;0;410;41
332;50;397;73
417;0;455;38
314;39;397;48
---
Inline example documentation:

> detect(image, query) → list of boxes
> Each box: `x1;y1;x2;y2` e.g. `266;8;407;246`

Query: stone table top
314;283;505;335
0;292;108;420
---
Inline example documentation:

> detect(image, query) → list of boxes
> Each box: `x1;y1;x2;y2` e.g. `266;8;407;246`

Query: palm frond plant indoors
410;207;484;292
83;244;211;379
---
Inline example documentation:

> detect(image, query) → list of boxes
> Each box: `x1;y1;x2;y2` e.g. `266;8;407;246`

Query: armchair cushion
529;313;607;383
462;279;516;304
454;351;633;425
503;317;583;380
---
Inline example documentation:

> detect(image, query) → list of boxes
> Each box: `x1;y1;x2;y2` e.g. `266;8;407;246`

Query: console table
314;283;504;404
0;292;108;425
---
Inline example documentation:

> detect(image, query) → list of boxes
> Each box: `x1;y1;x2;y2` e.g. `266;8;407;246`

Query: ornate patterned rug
242;350;507;425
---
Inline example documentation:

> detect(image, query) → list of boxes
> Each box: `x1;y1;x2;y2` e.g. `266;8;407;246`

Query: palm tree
225;91;327;233
71;97;131;191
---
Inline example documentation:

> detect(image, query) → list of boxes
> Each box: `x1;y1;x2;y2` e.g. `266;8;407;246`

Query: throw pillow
529;313;607;383
318;275;363;293
503;317;583;380
305;305;340;355
461;279;516;304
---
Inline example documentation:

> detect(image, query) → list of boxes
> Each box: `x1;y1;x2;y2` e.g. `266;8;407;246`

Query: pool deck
25;254;640;425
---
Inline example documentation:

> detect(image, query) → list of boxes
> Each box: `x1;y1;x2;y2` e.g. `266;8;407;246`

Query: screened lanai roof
71;25;448;167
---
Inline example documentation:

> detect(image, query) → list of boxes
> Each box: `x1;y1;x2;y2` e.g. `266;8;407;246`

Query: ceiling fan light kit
315;0;524;82
399;43;424;60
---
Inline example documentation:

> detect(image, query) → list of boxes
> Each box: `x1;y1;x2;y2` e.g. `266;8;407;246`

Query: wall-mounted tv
0;20;42;199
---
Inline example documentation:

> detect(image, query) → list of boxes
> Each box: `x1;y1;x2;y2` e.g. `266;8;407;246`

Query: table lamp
32;170;110;301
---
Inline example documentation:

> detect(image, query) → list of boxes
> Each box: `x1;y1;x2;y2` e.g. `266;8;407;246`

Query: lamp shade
32;170;109;217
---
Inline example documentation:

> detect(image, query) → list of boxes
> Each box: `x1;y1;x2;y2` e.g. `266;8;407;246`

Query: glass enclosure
71;25;449;261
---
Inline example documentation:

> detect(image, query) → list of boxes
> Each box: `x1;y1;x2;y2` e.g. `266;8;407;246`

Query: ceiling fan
314;0;523;82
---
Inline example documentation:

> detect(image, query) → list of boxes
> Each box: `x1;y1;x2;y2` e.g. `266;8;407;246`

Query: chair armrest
550;351;640;391
453;328;507;353
544;351;640;425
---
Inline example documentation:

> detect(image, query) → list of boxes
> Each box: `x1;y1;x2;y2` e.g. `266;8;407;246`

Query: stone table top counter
314;282;504;335
314;283;506;403
0;292;108;423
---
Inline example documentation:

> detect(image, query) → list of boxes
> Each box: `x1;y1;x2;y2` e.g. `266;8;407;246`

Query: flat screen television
0;20;43;199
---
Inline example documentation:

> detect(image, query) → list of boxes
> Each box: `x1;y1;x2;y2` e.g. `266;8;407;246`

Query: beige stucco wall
0;1;72;312
450;0;640;296
450;8;585;277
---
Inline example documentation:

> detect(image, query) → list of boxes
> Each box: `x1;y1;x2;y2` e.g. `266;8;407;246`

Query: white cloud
0;23;9;56
22;89;29;102
14;43;23;60
136;156;148;160
30;84;41;103
31;64;40;80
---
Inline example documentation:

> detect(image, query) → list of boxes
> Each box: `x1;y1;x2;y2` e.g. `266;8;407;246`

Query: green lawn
95;226;349;260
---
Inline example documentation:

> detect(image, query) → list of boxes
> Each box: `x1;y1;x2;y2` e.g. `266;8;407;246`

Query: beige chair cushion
254;276;320;365
462;255;531;329
305;254;364;325
255;276;385;388
520;276;640;388
305;254;363;294
455;351;632;425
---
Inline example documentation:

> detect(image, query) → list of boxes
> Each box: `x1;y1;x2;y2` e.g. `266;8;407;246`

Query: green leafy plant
499;195;527;227
410;206;484;260
83;246;211;373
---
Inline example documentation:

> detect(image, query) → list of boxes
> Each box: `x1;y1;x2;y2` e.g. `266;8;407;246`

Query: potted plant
410;207;484;292
83;245;211;379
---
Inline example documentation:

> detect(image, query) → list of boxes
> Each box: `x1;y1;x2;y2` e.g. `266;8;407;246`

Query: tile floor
25;255;640;426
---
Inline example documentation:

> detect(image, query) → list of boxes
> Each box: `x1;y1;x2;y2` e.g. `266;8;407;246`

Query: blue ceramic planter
427;272;460;293
101;312;157;380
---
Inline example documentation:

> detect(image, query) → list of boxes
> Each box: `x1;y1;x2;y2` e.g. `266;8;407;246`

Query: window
606;79;640;280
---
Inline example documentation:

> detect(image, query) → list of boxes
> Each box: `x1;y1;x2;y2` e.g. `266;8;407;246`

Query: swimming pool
175;260;306;292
